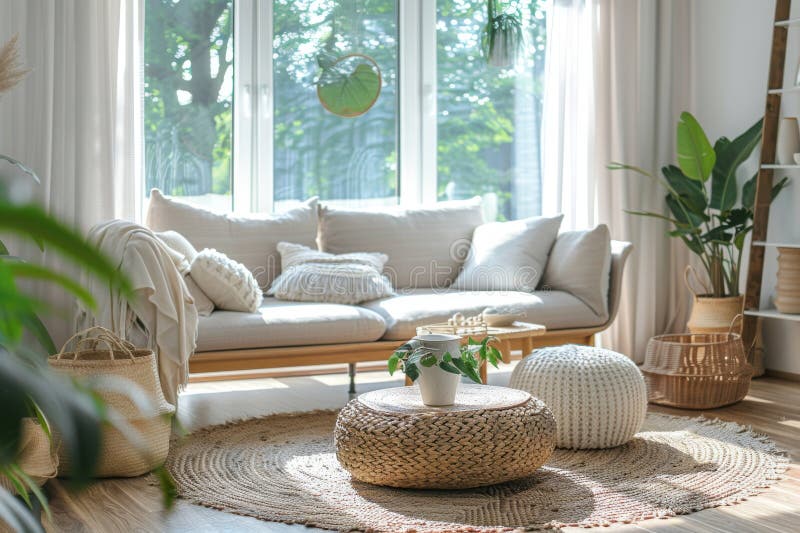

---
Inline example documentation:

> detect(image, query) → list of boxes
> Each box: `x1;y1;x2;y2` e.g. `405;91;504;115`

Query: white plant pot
776;117;800;165
413;334;462;406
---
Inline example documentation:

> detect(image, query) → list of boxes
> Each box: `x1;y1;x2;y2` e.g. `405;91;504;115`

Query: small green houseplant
388;335;503;405
609;112;788;332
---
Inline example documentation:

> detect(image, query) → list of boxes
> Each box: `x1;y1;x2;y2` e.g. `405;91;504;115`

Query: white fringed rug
165;411;787;532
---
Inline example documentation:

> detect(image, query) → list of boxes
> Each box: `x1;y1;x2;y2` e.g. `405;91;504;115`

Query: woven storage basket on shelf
0;419;58;493
48;327;175;478
642;316;752;409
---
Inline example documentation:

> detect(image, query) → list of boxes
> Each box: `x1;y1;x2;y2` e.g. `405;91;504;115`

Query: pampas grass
0;35;29;95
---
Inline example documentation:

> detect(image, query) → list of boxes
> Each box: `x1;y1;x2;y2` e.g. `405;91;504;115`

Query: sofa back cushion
541;224;611;317
452;215;563;292
318;198;484;289
146;189;318;290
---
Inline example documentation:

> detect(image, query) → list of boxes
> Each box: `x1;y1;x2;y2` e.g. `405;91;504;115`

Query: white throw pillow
146;189;318;289
268;242;393;305
184;275;215;317
156;230;198;268
191;249;263;313
541;224;611;317
154;230;215;316
318;198;484;290
452;215;563;291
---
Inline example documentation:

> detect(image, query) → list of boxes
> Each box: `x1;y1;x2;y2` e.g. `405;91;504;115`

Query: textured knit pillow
191;249;262;313
452;215;563;291
541;224;611;316
155;230;215;316
268;242;393;305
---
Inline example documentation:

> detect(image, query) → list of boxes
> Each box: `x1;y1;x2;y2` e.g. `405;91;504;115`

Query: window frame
232;0;438;213
228;0;542;215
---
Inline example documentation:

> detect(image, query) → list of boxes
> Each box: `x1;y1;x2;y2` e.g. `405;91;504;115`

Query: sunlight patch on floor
183;377;290;395
310;371;403;386
778;418;800;429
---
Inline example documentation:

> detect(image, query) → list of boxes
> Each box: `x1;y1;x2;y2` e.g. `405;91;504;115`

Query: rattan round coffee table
334;384;556;489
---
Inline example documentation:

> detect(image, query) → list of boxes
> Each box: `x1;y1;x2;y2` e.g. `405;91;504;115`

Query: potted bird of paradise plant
609;112;788;334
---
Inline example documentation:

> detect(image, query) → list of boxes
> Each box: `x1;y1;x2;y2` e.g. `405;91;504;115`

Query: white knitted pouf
509;345;647;449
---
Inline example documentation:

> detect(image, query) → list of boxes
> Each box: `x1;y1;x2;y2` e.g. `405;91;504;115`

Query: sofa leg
348;363;357;395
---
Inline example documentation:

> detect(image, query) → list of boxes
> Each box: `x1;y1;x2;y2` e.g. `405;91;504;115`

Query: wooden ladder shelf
743;0;796;348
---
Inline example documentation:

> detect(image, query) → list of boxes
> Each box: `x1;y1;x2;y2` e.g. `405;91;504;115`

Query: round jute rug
165;410;787;532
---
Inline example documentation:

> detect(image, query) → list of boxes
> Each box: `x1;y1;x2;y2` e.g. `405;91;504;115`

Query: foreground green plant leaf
677;111;715;182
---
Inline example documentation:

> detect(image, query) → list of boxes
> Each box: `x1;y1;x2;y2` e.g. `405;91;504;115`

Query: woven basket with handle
643;315;752;409
48;327;175;478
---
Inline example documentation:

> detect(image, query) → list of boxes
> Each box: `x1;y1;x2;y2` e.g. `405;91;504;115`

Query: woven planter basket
643;316;752;409
684;266;744;334
0;419;58;493
48;327;175;478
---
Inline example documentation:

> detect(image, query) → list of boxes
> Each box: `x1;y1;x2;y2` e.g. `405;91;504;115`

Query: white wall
691;0;800;375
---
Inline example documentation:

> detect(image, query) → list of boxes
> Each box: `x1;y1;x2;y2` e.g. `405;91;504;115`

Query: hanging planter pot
482;0;524;68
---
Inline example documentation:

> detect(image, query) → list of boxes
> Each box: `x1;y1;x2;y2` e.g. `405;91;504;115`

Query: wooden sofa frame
189;241;632;391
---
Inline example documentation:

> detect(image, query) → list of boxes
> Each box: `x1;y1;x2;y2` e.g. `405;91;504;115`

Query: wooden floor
43;365;800;533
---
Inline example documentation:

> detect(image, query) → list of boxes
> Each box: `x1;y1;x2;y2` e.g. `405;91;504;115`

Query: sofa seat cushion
359;289;607;341
195;298;387;352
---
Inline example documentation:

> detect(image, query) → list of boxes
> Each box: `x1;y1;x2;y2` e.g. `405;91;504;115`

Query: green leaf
676;111;716;182
0;203;132;298
451;355;482;384
772;177;790;202
701;227;733;244
0;467;31;508
742;173;757;210
607;162;655;178
734;226;752;250
404;362;419;382
20;312;56;356
741;175;788;211
661;165;707;214
0;239;8;255
154;465;178;509
710;119;762;211
317;60;381;118
9;464;51;520
387;354;400;375
420;353;438;367
624;209;682;225
666;195;707;229
5;261;97;310
438;360;461;374
680;235;706;256
0;486;43;533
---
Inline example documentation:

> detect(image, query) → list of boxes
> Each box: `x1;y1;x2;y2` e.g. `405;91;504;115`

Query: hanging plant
481;0;525;68
316;52;382;118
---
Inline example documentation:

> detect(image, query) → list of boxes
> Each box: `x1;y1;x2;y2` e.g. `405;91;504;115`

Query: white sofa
144;190;632;386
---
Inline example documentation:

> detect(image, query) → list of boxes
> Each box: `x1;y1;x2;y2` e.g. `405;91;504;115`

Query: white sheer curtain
542;0;693;361
0;0;143;344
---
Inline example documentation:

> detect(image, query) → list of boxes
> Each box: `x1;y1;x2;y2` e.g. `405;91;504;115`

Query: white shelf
767;86;800;95
744;308;800;322
760;164;800;169
753;241;800;249
776;17;800;27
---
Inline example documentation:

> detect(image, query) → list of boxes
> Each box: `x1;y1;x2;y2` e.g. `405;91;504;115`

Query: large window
144;0;546;219
145;0;234;212
437;0;546;221
272;1;399;210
